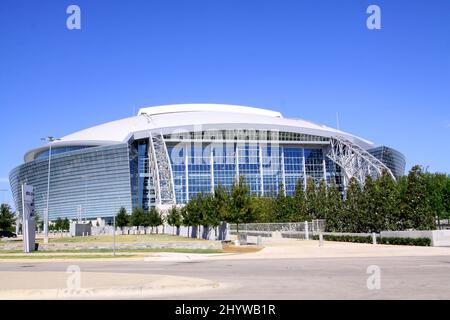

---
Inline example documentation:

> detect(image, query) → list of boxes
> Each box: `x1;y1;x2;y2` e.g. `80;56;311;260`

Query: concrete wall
69;223;92;237
430;230;450;247
88;223;230;241
163;223;230;241
0;240;223;251
380;230;450;247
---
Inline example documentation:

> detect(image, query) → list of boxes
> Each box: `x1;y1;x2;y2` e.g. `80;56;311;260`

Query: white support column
259;145;264;196
185;142;189;203
210;144;215;194
302;148;307;191
235;143;239;180
322;150;327;182
304;221;309;240
281;146;286;196
147;138;152;207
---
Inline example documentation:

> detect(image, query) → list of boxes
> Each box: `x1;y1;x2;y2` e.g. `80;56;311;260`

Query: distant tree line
0;204;15;232
49;217;70;231
115;165;450;234
115;206;164;233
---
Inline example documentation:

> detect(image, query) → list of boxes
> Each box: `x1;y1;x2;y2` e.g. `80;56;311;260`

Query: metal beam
326;136;395;185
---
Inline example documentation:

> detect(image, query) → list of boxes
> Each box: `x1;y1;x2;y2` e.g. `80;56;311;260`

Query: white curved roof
138;104;283;118
25;104;374;162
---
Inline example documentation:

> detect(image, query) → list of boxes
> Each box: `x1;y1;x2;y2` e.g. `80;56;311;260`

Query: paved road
1;255;450;299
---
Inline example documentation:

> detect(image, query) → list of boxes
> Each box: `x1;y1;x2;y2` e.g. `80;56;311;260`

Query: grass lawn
48;234;208;243
0;248;223;254
0;254;139;260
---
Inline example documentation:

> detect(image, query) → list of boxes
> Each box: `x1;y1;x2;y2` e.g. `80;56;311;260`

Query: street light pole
42;136;60;244
83;175;88;223
113;214;116;256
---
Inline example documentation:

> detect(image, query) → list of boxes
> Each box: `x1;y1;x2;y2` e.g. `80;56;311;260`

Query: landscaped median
0;234;223;252
0;234;264;260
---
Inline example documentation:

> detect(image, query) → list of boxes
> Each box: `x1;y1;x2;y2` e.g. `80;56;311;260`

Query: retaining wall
380;230;450;247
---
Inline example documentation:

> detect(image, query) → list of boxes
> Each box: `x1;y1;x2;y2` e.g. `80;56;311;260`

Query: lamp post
113;214;116;257
41;136;61;244
82;175;88;223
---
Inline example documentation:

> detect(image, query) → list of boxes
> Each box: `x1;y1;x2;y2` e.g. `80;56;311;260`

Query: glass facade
261;146;282;197
166;144;187;204
129;140;153;211
10;130;350;220
283;147;305;195
9;144;132;220
164;130;330;143
368;146;406;178
187;144;212;199
212;143;236;191
35;146;95;160
165;139;344;204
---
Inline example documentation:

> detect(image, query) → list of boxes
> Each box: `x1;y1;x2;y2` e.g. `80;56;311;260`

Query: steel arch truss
326;136;395;185
149;132;176;205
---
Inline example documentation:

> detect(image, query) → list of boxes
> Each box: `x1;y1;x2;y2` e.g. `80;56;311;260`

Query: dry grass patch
49;234;208;243
222;243;264;254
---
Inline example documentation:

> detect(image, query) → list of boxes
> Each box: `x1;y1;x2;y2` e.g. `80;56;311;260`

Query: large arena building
9;104;406;222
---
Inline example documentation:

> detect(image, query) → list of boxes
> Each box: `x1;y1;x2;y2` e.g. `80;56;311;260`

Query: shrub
312;234;372;243
312;234;431;246
379;237;431;246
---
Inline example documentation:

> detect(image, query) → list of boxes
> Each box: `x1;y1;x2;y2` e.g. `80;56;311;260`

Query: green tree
167;205;182;235
34;212;44;232
315;180;328;220
130;207;145;227
402;165;435;230
324;180;344;232
273;184;293;222
361;175;377;232
225;176;255;236
214;185;230;223
375;170;401;231
141;210;150;227
147;207;163;233
180;205;192;236
251;196;275;223
343;177;364;232
0;204;15;232
305;177;318;218
54;217;63;231
116;207;129;228
424;172;450;227
293;179;307;222
62;218;70;231
201;193;220;238
186;194;203;237
444;177;450;221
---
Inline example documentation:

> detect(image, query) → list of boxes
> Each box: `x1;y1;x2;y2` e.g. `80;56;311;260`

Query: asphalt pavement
1;255;450;299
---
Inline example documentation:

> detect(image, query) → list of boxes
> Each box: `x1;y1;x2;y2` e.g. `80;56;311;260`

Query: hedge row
312;234;372;243
312;234;431;246
379;237;431;246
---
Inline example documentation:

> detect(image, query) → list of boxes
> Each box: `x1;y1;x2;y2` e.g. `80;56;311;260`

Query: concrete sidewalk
2;239;450;263
143;239;450;262
0;271;223;299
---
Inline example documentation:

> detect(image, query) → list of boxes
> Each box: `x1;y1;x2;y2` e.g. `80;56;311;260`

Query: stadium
9;104;406;222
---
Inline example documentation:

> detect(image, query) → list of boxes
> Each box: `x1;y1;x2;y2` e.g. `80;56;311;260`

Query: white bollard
257;235;262;246
304;221;309;240
319;232;324;247
372;232;377;245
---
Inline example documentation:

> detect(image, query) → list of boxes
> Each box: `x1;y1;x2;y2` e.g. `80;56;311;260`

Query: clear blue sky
1;0;449;206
